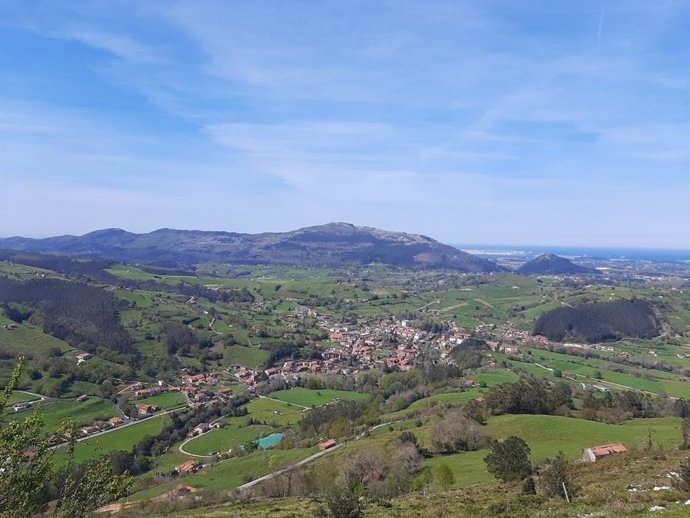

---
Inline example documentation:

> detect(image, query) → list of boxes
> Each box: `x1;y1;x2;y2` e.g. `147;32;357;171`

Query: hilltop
0;223;504;272
516;253;599;275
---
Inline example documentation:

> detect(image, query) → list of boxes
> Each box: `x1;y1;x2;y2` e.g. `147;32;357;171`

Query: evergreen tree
484;436;532;482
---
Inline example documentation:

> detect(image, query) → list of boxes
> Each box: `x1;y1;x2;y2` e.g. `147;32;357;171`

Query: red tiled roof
590;443;627;457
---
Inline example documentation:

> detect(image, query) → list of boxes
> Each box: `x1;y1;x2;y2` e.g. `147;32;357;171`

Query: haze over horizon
1;1;688;248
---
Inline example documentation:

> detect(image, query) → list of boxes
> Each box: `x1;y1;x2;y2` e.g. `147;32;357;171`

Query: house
318;439;337;451
189;423;211;437
48;434;66;446
13;402;33;412
582;443;627;463
175;461;200;474
21;450;37;462
76;352;92;364
135;403;159;416
108;417;124;427
81;425;100;436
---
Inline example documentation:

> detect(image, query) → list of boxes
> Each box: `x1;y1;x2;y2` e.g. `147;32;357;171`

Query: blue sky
0;0;688;248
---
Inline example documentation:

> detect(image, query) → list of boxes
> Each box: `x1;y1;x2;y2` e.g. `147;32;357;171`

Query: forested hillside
0;278;134;355
533;299;660;343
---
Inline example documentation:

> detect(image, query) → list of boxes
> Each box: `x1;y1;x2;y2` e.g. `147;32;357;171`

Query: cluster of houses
75;416;125;437
226;313;498;389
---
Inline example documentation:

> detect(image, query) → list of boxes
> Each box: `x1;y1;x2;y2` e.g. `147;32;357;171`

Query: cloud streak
0;0;687;248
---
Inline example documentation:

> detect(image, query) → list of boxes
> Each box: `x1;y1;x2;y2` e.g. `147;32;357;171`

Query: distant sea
454;245;690;262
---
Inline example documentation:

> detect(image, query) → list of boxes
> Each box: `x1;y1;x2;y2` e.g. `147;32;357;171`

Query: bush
539;452;576;500
323;479;363;518
522;476;536;495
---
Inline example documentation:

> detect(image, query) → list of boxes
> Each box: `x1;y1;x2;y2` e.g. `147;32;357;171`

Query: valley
1;245;690;517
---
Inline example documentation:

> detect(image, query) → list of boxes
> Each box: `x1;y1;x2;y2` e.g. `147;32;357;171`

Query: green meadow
269;388;369;407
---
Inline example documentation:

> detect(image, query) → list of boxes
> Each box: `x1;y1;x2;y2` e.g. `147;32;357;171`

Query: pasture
183;423;274;456
269;388;369;407
6;397;117;434
56;414;173;465
424;414;683;488
244;398;305;427
137;391;187;410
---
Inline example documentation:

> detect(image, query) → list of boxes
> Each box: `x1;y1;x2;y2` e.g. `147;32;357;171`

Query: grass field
220;345;269;369
184;447;318;490
137;392;187;410
4;392;40;405
0;324;72;356
56;414;173;465
467;370;520;387
6;397;117;434
244;398;305;427
424;414;683;488
521;347;690;398
183;423;274;455
384;389;485;420
269;388;369;407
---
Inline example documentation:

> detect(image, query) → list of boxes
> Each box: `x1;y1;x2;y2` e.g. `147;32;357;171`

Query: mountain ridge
0;222;505;272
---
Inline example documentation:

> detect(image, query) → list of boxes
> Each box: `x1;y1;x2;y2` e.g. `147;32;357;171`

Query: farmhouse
76;352;92;364
135;388;160;399
175;460;201;474
582;443;627;463
318;439;337;451
189;423;211;437
135;403;159;416
21;450;37;462
13;402;33;412
48;434;66;446
108;417;124;427
503;345;520;355
81;425;100;436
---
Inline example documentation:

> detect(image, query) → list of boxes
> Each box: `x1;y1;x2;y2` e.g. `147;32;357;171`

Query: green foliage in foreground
0;360;131;517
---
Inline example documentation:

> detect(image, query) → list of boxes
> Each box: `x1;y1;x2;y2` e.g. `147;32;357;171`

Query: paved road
231;421;399;493
416;300;440;312
258;394;310;410
15;390;50;400
178;432;217;458
531;361;676;397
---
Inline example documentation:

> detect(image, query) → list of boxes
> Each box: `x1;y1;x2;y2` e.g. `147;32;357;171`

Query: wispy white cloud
0;0;687;248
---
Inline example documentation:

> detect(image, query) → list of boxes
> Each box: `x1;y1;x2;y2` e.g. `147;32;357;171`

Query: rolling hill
0;223;505;272
517;253;599;275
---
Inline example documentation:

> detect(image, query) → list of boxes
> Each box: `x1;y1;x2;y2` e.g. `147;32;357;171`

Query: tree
540;452;576;501
430;413;487;453
484;436;532;482
0;359;132;517
436;464;454;492
413;466;433;492
323;479;363;518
